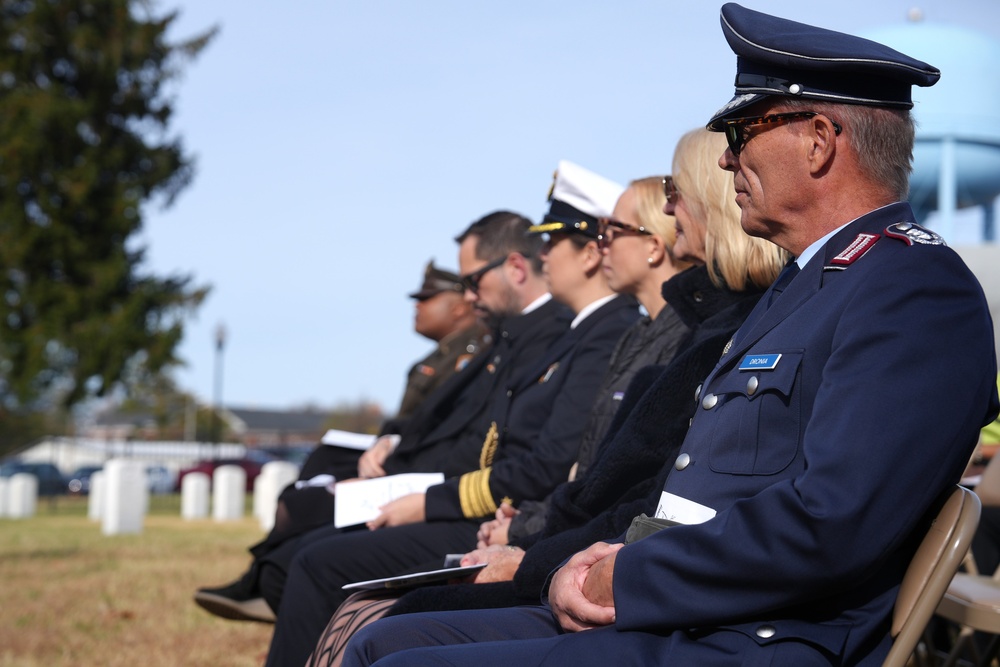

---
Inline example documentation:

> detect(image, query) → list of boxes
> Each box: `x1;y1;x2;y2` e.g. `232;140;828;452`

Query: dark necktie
768;261;800;307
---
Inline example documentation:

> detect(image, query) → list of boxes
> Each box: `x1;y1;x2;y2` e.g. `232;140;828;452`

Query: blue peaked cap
707;3;940;130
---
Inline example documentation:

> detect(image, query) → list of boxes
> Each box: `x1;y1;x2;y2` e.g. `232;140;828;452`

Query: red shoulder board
830;232;880;266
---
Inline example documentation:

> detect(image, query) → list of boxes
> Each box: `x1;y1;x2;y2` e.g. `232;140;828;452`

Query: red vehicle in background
175;456;269;492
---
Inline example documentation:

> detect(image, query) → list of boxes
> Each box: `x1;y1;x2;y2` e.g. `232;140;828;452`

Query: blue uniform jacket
612;203;999;666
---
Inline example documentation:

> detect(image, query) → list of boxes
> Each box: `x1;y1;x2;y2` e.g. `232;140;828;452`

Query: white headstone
252;473;266;521
212;465;246;521
256;461;299;531
101;459;147;535
181;472;210;520
87;470;106;522
7;473;37;519
0;477;8;518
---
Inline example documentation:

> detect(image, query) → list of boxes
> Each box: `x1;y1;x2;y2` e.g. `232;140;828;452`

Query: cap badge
712;92;757;120
546;169;558;201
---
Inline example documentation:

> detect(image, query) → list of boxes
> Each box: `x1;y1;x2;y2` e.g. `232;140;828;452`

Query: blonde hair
627;176;691;271
672;128;786;290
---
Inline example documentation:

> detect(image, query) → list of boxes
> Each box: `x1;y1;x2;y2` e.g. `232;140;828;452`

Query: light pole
212;322;227;455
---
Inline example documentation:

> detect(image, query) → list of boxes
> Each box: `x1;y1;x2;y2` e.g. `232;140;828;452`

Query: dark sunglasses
460;255;508;293
662;175;679;206
722;111;842;156
598;218;652;249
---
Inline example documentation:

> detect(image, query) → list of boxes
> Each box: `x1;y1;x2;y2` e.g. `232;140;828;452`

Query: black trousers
243;445;364;575
262;518;479;667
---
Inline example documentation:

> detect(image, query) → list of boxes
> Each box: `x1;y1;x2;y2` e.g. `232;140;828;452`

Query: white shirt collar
796;222;849;269
571;294;618;329
521;292;552;315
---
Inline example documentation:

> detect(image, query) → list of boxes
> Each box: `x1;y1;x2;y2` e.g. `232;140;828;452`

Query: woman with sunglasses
480;177;695;550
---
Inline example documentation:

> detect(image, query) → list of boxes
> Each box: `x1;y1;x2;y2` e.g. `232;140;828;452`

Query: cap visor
706;92;766;130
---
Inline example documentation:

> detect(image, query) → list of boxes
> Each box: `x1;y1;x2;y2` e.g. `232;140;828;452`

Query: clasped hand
460;544;525;583
548;541;622;633
476;501;519;548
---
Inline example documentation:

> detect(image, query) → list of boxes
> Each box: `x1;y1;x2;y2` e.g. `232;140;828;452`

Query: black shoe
194;574;276;623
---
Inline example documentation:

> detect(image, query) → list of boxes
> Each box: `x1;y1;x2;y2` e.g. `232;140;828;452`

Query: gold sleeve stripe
458;468;496;518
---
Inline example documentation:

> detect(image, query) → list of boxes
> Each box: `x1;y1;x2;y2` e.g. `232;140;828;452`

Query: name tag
612;391;625;401
655;491;716;525
739;353;782;371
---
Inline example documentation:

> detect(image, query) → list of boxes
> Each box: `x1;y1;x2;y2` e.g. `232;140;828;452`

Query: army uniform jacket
608;203;999;666
425;294;641;521
384;298;571;478
395;321;492;421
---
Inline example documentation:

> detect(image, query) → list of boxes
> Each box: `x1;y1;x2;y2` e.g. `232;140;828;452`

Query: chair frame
883;485;981;667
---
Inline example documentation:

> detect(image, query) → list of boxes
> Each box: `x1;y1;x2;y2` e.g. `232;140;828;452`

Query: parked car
0;461;67;496
67;465;104;494
260;445;311;469
145;465;175;495
175;457;267;492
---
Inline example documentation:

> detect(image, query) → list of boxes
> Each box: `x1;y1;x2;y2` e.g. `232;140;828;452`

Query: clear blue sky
141;1;1000;415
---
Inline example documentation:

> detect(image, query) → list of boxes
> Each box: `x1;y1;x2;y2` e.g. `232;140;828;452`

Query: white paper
334;472;445;528
320;429;378;451
655;491;717;525
342;563;486;591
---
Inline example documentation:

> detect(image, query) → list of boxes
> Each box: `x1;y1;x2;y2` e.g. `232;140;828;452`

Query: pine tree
0;0;215;413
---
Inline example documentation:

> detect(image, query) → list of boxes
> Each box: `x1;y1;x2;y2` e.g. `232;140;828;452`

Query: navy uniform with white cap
341;6;999;667
424;160;640;521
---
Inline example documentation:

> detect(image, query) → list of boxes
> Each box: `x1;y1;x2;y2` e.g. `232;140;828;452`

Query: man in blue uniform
342;4;1000;666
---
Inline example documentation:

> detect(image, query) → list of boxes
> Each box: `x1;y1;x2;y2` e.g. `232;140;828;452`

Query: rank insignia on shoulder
539;362;560;383
827;233;880;269
884;222;946;246
418;364;435;377
455;354;473;372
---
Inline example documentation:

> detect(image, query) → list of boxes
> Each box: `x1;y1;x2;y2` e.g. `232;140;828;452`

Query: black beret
707;3;941;129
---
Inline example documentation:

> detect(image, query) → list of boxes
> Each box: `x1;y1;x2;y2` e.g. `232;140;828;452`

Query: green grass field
0;495;274;666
